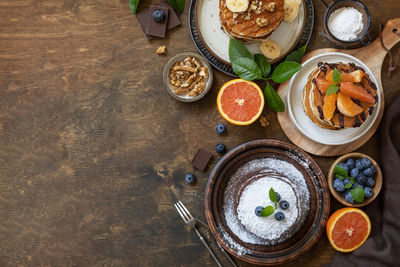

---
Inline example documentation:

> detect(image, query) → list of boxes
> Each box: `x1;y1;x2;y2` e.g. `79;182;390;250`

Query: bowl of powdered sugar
204;140;330;265
323;0;371;47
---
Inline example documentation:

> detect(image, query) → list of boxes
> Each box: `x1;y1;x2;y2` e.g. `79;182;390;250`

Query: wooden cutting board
277;18;400;156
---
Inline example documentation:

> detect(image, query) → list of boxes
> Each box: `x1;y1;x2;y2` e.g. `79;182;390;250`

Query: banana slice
226;0;249;13
291;0;302;6
260;39;281;60
284;0;299;23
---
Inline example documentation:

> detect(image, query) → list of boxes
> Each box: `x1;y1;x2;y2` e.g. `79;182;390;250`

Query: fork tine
178;201;194;220
174;203;189;223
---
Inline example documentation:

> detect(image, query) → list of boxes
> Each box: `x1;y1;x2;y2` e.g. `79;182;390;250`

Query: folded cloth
327;94;400;267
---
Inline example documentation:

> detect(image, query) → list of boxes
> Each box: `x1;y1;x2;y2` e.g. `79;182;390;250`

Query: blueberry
345;191;355;204
361;157;372;168
152;9;166;22
279;200;289;210
215;143;225;153
356;159;364;170
216;123;226;135
364;187;373;199
338;163;349;174
333;178;345;192
351;183;361;189
343;178;352;186
275;192;281;202
356;174;367;186
363;167;376;177
185;173;196;184
275;212;285;221
255;206;264;217
350;168;359;178
346;158;356;169
366;177;375;188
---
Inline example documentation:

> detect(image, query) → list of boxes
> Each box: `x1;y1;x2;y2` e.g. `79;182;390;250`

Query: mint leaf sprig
260;187;279;217
129;0;185;15
334;164;365;203
325;68;342;95
229;39;305;112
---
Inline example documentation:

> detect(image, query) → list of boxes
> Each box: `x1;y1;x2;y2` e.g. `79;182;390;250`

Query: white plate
196;0;306;64
287;52;382;146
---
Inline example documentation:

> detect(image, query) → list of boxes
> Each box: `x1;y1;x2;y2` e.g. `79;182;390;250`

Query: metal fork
174;201;222;267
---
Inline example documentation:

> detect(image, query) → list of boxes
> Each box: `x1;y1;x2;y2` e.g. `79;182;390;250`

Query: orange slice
326;208;371;253
315;78;331;94
326;70;364;83
217;79;264;125
340;82;375;104
323;93;337;121
337;92;363;117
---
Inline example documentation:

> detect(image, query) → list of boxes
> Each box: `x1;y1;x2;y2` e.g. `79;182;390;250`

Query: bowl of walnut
163;52;213;102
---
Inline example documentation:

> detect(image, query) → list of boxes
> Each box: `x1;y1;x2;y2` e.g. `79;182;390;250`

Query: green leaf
271;61;302;83
326;84;339;95
345;183;353;189
285;45;306;63
167;0;185;14
264;83;285;112
260;205;275;217
254;54;271;78
232;58;262;81
334;165;348;178
349;177;355;183
335;174;346;180
229;39;253;64
269;187;278;203
129;0;140;14
332;68;342;84
351;187;365;203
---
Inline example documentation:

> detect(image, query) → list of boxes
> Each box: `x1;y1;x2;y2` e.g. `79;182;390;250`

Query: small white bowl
286;52;382;146
163;52;213;102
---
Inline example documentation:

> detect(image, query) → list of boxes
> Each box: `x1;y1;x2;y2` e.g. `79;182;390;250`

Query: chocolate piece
361;111;367;121
368;106;375;115
146;6;169;38
317;106;324;120
154;2;181;30
136;8;155;40
353;116;362;127
339;114;344;129
191;149;212;171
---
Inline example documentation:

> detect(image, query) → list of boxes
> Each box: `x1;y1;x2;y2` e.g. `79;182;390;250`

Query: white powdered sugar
237;177;298;240
328;7;364;41
221;157;310;252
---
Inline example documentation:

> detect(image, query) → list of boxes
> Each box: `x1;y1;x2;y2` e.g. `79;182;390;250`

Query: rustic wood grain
0;0;398;266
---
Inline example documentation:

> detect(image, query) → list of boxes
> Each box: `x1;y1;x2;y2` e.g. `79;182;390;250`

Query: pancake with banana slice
220;0;285;42
302;62;378;129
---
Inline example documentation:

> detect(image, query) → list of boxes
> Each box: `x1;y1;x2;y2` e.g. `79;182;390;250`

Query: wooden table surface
0;0;399;266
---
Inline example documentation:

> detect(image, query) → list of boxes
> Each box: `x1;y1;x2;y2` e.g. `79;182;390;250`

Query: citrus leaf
260;205;274;217
326;84;339;95
269;187;278;203
229;38;253;64
271;61;301;83
232;58;262;81
285;45;306;63
351;186;365;203
264;83;285;112
254;54;271;78
167;0;185;14
129;0;140;14
332;68;342;84
334;164;348;178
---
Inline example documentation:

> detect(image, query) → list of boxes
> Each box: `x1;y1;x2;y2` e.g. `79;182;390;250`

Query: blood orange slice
217;79;264;125
340;82;376;104
315;78;331;94
326;70;364;83
326;208;371;253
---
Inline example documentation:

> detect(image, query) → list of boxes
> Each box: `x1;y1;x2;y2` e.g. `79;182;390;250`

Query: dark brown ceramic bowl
323;0;371;48
204;140;330;266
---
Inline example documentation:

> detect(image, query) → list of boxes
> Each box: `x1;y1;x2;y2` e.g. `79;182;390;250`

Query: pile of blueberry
333;157;376;204
254;192;290;221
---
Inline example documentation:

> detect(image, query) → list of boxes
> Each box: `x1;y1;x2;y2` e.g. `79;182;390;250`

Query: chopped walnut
265;2;276;12
232;12;238;19
256;17;269;27
259;115;269;127
156;45;167;55
243;12;252;21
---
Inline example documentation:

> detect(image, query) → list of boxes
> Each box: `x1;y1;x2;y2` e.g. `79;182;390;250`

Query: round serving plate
204;139;330;266
188;0;315;76
286;52;382;146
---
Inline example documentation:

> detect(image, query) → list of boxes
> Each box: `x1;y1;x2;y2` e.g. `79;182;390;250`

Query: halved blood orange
340;82;376;104
217;79;264;125
326;70;364;83
326;208;371;253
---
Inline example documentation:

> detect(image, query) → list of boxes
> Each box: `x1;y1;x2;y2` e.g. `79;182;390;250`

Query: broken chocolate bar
191;149;212;171
146;6;169;38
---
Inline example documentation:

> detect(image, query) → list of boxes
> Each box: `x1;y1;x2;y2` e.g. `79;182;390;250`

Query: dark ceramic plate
204;140;330;266
188;0;315;76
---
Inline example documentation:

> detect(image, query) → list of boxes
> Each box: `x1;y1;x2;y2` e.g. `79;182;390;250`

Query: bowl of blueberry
328;152;382;207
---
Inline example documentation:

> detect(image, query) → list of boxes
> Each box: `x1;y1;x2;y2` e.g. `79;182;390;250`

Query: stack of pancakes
302;62;378;129
219;0;285;42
